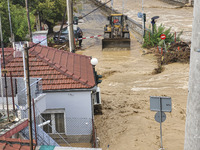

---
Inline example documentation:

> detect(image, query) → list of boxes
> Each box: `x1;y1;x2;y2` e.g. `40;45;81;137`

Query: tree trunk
58;7;67;41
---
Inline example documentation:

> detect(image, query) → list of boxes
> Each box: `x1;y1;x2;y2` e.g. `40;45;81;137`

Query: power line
81;0;111;18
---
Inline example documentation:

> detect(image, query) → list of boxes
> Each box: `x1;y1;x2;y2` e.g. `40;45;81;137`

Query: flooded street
76;1;190;149
104;0;193;41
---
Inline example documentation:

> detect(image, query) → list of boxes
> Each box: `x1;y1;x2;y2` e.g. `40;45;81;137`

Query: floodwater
76;1;190;150
104;0;193;41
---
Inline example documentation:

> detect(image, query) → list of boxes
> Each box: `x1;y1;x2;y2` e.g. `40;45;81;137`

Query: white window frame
41;108;66;134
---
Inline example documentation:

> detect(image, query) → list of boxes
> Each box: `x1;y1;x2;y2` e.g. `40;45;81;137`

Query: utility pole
24;44;33;150
0;14;10;122
67;0;75;53
184;1;200;150
7;0;14;42
25;0;32;42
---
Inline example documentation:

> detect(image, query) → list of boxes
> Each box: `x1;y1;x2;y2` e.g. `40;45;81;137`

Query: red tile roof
0;44;96;91
0;137;36;150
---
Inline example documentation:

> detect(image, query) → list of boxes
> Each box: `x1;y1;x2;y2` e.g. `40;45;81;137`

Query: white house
0;43;101;145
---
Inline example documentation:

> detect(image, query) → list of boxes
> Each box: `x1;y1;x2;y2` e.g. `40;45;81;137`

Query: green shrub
142;24;182;49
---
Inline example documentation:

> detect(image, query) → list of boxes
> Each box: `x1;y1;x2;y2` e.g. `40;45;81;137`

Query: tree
0;1;35;46
11;4;35;42
30;0;66;32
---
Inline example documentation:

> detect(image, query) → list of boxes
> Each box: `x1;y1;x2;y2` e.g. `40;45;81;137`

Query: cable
26;0;111;50
81;0;111;18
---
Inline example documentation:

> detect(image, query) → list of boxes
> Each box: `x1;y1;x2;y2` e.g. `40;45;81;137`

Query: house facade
0;43;100;144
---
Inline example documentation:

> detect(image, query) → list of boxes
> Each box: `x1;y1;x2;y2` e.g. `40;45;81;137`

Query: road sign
155;111;166;123
137;12;143;18
150;96;172;112
160;34;166;40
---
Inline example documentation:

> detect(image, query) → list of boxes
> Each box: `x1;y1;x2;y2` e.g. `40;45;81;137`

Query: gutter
42;86;97;93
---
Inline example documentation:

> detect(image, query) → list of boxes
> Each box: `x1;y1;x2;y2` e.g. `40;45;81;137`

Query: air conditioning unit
94;87;101;105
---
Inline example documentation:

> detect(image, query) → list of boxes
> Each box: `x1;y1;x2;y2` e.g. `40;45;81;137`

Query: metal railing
17;103;60;146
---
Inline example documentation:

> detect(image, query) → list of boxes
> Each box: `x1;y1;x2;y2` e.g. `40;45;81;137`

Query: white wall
45;91;93;135
0;96;18;110
34;94;47;116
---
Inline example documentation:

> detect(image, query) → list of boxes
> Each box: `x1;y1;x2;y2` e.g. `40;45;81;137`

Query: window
55;113;65;133
41;114;52;133
41;110;65;134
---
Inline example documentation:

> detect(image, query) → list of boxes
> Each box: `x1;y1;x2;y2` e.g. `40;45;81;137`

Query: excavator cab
102;14;130;49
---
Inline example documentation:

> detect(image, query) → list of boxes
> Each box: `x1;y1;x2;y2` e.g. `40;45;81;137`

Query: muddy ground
75;0;191;149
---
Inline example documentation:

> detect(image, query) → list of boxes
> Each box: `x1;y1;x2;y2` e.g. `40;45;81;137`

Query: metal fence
0;77;42;109
33;105;95;146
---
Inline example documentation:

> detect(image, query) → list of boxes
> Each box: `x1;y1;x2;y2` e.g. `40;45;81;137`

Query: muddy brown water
75;1;189;149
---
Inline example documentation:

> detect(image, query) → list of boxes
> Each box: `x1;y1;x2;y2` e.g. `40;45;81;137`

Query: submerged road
76;1;189;150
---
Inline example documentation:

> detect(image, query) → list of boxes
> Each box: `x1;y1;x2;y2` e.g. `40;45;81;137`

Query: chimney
12;41;29;58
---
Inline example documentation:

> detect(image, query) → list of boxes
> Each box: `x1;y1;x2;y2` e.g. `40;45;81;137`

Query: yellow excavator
102;14;131;49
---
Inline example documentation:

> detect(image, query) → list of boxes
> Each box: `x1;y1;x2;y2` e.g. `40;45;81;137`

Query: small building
0;43;101;146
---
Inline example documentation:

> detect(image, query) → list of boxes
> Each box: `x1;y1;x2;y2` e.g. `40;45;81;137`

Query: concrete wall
45;91;93;135
184;0;200;149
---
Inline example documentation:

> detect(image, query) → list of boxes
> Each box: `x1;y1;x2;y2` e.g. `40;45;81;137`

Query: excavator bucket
102;38;131;50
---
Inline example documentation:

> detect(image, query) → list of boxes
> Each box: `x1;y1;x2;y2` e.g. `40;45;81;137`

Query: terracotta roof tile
47;48;56;61
53;51;62;65
60;52;68;67
40;47;49;57
0;44;96;91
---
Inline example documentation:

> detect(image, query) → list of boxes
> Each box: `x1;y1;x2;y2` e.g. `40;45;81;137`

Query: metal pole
142;0;144;38
122;0;126;14
0;55;4;110
32;98;37;146
25;0;32;42
159;97;163;149
67;0;75;53
24;44;33;150
7;0;14;42
184;1;200;150
22;46;27;89
0;14;10;122
10;72;15;111
164;40;167;53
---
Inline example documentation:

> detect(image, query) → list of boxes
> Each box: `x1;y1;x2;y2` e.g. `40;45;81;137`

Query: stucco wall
45;91;93;135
